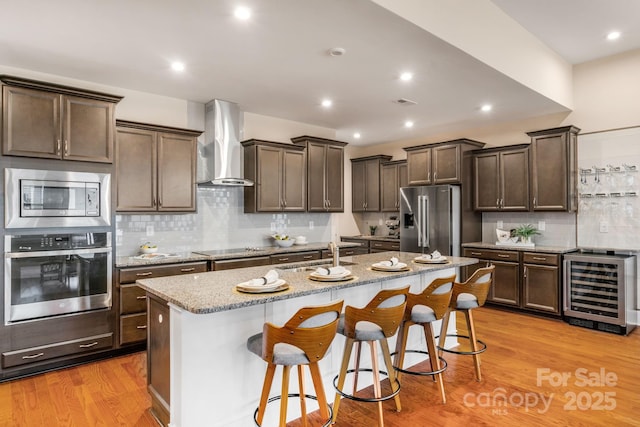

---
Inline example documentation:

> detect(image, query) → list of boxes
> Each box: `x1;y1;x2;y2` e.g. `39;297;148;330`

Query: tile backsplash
116;187;334;256
482;212;577;247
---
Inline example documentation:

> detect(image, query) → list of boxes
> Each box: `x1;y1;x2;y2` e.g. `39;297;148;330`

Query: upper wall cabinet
351;155;392;212
473;145;530;211
1;75;122;163
381;160;407;212
116;121;201;213
291;136;347;212
243;139;306;213
404;139;485;186
527;126;580;212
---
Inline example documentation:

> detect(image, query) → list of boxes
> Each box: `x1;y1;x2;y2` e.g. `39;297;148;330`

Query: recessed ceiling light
404;120;414;128
481;104;492;112
328;47;346;57
400;72;413;81
607;31;621;41
234;6;251;20
353;132;361;139
171;61;185;72
321;99;332;108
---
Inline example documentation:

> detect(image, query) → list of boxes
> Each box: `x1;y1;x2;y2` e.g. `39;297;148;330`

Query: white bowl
294;238;308;245
274;239;294;248
141;246;158;254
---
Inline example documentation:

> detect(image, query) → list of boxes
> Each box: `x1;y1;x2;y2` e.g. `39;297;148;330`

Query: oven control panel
7;233;110;252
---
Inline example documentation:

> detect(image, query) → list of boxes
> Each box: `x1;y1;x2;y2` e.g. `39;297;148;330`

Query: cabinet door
500;149;530;211
147;295;171;427
474;152;500;211
351;161;366;212
531;133;568;210
256;145;283;211
116;128;157;211
282;148;306;211
489;261;520;306
364;159;381;211
381;163;399;212
407;148;432;185
433;144;460;184
158;133;197;212
63;95;114;163
325;145;344;211
2;86;61;158
523;264;559;314
307;143;327;211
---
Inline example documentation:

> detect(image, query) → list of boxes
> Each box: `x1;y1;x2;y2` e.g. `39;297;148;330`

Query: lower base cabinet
147;293;171;427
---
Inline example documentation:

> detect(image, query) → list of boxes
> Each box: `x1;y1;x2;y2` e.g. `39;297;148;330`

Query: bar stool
247;300;344;427
332;286;409;427
392;274;456;404
437;266;494;382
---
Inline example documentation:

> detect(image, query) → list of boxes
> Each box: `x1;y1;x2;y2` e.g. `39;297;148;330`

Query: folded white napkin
314;266;347;276
248;269;279;286
420;250;442;260
378;257;399;267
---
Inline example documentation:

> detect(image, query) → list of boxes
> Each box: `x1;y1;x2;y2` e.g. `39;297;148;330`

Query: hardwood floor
1;308;638;426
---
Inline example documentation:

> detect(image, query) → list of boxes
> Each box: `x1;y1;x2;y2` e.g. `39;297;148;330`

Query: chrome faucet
328;242;340;267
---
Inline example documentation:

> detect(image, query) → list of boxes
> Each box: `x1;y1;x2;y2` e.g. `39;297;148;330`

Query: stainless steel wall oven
4;232;112;324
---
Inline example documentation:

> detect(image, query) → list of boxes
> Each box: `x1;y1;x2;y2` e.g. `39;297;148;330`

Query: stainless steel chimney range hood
197;99;254;187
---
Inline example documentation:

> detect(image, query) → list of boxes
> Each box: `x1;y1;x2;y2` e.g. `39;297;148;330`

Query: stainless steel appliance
4;232;112;324
4;168;111;228
563;251;636;335
399;185;461;256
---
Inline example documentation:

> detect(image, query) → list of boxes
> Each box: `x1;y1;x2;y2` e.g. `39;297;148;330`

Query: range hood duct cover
197;99;253;187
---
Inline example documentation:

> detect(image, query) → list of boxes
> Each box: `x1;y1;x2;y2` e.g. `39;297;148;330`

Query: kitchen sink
277;260;355;273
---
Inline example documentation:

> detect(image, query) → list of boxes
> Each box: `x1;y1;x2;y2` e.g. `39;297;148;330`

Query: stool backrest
451;265;495;308
262;300;344;362
343;286;409;339
405;274;456;321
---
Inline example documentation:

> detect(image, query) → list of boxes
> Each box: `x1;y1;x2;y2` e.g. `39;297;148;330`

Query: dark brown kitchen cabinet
381;160;407;211
527;126;579;212
270;251;321;264
291;136;347;212
116;121;201;213
462;248;519;307
212;256;271;270
404;139;485;186
351;155;392;212
369;239;401;253
522;252;560;315
147;293;171;427
473;145;530;211
1;75;122;163
242;139;306;213
116;262;207;347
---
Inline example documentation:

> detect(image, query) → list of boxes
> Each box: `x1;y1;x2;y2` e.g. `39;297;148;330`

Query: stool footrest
437;334;487;355
253;394;333;427
390;350;448;376
333;368;401;403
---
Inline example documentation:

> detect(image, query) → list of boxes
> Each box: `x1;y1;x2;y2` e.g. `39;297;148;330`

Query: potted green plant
513;224;540;244
369;225;377;236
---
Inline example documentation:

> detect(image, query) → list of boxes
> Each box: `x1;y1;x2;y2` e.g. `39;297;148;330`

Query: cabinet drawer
522;252;559;266
119;261;208;283
120;313;147;345
463;248;518;262
322;247;369;258
270;251;321;264
213;256;271;271
2;333;113;369
369;240;400;251
120;284;147;315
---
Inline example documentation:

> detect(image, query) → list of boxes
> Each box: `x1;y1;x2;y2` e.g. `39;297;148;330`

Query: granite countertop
341;235;400;242
115;241;361;268
137;252;478;315
462;242;578;254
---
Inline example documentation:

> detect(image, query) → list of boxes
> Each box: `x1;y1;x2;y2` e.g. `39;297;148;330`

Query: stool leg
424;323;446;403
352;341;362;395
369;341;385;427
438;308;452;357
309;362;330;421
257;363;277;425
379;338;401;413
297;365;308;427
393;320;411;382
465;309;482;382
280;365;291;427
332;337;355;424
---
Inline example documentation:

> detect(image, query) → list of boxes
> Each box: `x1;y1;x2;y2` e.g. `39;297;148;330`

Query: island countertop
137;252;478;314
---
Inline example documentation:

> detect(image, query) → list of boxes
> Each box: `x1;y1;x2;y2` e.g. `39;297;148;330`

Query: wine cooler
563;252;636;335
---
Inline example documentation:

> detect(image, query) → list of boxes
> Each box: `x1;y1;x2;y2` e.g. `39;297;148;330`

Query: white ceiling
1;0;638;146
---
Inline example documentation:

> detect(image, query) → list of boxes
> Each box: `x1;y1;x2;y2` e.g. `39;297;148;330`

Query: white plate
371;262;408;271
236;279;287;292
413;256;448;264
308;271;352;281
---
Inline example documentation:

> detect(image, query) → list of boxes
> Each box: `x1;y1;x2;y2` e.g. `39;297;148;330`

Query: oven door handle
5;247;112;259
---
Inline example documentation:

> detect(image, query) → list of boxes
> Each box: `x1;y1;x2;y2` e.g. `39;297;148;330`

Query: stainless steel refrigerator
399;185;461;256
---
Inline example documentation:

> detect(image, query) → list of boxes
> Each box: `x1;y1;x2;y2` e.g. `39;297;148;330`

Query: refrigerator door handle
417;195;422;247
423;195;430;248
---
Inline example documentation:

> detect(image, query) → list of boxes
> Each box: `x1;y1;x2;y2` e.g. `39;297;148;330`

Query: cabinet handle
152;197;157;207
136;325;148;330
533;197;537;208
428;172;431;181
136;295;146;300
136;272;153;277
496;198;500;208
327;199;331;208
64;140;69;156
470;252;483;256
158;197;162;208
79;341;99;349
56;139;61;155
180;268;196;272
433;172;437;181
500;198;504;208
532;257;547;261
497;254;511;258
303;255;313;259
279;257;289;262
523;266;528;279
22;352;45;359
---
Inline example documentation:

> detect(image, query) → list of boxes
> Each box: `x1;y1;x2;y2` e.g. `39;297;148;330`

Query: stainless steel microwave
5;168;111;228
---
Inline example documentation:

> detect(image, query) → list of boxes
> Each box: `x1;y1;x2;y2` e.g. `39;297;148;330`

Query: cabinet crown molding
350;154;392;163
526;125;580;137
403;138;485;152
116;119;202;136
241;138;305;150
290;135;348;146
1;74;123;103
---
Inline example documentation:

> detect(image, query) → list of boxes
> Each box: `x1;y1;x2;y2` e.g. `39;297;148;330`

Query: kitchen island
137;252;478;427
